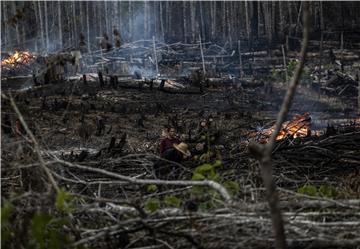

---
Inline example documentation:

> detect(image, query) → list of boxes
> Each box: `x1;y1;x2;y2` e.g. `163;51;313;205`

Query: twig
6;93;59;193
53;159;232;203
248;3;310;249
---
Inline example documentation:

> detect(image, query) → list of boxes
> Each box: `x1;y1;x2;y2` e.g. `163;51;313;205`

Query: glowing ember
1;51;35;67
252;112;311;143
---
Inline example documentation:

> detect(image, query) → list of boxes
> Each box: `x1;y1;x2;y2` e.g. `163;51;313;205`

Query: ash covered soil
2;76;360;249
2;76;359;195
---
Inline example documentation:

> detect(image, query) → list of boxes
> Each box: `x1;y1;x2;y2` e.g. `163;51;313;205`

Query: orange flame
1;51;35;67
275;112;311;140
252;113;311;143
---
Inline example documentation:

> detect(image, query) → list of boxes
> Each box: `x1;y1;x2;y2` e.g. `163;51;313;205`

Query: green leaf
199;201;212;210
194;164;213;174
207;171;219;181
48;229;61;249
1;201;14;247
199;152;211;163
212;160;222;168
1;201;13;225
223;181;240;196
55;189;72;212
192;173;205;181
31;213;52;249
297;185;317;196
191;186;205;197
164;196;181;208
145;198;160;213
146;184;158;193
318;185;337;198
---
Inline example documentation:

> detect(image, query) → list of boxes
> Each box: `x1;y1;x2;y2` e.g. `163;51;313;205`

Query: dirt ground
1;74;360;249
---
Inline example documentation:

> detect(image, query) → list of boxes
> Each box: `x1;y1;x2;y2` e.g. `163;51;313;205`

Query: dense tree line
1;1;360;52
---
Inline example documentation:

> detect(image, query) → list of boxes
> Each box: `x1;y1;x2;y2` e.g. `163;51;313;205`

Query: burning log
1;51;35;67
251;113;312;143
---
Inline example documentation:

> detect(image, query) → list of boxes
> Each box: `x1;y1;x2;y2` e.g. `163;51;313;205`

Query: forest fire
275;112;311;140
253;113;311;143
2;1;360;248
1;51;35;67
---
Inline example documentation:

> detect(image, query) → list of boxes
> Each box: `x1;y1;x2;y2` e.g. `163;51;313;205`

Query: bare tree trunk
79;2;84;34
183;1;188;43
67;5;72;48
166;1;171;38
72;1;77;47
282;44;288;82
128;1;132;41
238;40;243;78
200;2;205;42
340;31;344;66
98;2;103;38
114;1;119;31
190;1;196;43
279;1;285;41
44;1;49;51
199;34;206;76
1;2;7;50
118;1;121;32
358;71;360;115
287;1;293;36
104;0;108;37
272;1;277;41
37;1;45;50
58;0;62;49
33;1;39;52
320;1;324;31
226;2;232;47
144;1;148;39
264;2;272;44
86;1;91;52
222;1;226;43
318;31;323;85
14;2;21;47
245;2;250;41
211;1;216;41
153;36;159;77
159;2;165;41
295;2;303;36
258;1;262;38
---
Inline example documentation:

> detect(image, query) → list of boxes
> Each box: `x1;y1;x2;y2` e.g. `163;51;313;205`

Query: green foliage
55;188;74;213
194;164;213;174
1;189;80;249
223;181;240;196
297;184;338;198
192;173;205;181
212;160;222;168
199;201;212;210
301;66;313;85
287;59;299;76
30;213;71;249
31;213;53;249
1;201;14;247
192;163;219;182
145;198;160;213
271;68;283;82
298;184;318;196
164;196;181;208
318;185;337;198
146;184;158;193
198;151;212;163
190;160;228;208
270;60;313;84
